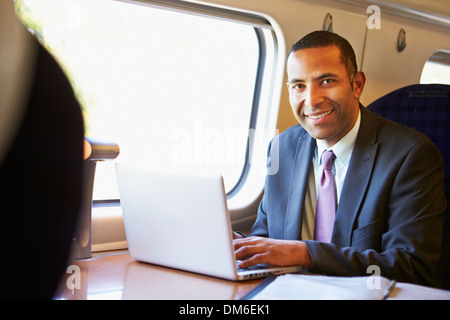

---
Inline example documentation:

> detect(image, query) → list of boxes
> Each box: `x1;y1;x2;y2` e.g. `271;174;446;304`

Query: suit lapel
284;131;315;240
332;106;379;246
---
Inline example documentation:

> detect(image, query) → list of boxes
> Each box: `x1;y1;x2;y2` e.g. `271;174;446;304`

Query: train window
420;51;450;85
16;0;280;208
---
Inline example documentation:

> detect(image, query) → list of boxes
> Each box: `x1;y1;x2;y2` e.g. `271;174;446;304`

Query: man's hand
233;236;312;269
232;232;244;240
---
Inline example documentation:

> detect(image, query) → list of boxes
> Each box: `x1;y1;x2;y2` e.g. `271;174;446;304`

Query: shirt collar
316;109;361;167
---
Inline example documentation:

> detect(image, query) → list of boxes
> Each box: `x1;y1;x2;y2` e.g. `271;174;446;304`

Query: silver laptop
115;164;303;281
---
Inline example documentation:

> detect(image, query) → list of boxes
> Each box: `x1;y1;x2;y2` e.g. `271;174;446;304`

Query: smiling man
286;44;364;147
233;31;446;287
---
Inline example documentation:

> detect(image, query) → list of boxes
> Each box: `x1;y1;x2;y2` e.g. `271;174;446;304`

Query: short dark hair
288;31;358;81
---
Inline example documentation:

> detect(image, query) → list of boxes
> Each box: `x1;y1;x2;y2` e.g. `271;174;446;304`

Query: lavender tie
314;150;337;242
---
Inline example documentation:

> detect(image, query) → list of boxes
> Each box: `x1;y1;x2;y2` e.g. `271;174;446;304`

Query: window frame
223;27;266;199
420;50;450;85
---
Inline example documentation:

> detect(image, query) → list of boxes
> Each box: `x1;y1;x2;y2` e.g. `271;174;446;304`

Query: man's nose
304;85;324;108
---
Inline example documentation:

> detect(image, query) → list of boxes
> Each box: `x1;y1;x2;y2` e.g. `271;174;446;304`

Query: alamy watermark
366;264;382;289
170;123;280;175
366;5;381;30
66;265;81;291
66;5;82;30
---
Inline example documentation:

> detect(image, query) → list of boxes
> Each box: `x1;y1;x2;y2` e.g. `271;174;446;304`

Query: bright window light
17;0;261;200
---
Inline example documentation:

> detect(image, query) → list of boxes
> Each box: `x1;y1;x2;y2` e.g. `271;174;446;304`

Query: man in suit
234;31;446;287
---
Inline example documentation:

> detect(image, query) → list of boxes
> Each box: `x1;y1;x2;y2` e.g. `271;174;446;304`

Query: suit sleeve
249;199;270;237
304;139;446;287
249;139;274;238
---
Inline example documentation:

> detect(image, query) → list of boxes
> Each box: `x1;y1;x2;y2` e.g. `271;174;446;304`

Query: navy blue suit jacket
250;105;446;286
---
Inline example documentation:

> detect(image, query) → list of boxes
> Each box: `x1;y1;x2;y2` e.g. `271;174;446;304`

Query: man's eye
322;79;334;85
292;84;304;90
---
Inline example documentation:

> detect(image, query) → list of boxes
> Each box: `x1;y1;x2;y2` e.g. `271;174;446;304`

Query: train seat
367;83;450;289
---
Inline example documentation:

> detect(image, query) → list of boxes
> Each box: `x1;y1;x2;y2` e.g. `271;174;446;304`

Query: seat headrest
367;83;450;193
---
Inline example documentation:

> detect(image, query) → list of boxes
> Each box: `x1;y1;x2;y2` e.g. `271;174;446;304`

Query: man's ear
352;71;366;99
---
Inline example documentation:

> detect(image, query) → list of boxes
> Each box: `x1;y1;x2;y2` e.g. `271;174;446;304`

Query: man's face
286;45;365;147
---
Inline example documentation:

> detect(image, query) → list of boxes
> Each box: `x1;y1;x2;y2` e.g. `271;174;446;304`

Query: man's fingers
237;254;267;269
233;237;263;254
234;237;269;268
234;237;310;268
232;232;242;240
233;236;262;248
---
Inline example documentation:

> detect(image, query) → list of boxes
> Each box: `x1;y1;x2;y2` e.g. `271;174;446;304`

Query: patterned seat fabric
368;83;450;289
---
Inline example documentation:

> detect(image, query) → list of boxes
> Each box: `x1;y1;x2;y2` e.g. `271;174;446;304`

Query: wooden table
54;250;450;301
55;251;262;300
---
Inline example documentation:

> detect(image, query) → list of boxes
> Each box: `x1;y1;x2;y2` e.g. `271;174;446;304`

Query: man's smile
305;109;334;120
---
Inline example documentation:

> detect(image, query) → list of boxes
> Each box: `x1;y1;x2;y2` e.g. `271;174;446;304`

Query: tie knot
321;150;336;171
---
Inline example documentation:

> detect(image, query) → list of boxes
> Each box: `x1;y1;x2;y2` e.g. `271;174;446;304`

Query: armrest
73;137;120;260
84;137;120;161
